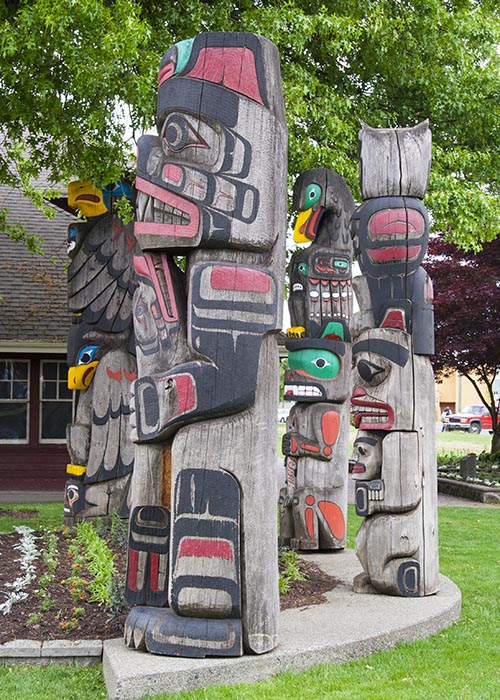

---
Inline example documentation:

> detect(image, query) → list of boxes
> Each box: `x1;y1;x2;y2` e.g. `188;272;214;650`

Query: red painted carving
178;538;234;561
321;411;340;446
106;367;122;382
368;208;425;236
186;47;264;104
134;176;201;238
210;266;271;293
318;501;345;540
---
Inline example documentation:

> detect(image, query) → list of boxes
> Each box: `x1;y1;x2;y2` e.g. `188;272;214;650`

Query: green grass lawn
1;502;499;699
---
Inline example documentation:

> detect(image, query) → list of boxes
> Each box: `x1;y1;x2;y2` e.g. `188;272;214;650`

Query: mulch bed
0;525;338;645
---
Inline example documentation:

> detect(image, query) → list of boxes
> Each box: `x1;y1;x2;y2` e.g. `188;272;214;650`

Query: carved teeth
136;191;190;225
284;384;322;397
292;283;303;292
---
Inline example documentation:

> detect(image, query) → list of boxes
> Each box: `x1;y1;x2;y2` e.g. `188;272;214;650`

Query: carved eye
297;262;308;276
312;357;329;369
288;348;340;379
357;359;388;386
161;115;208;153
304;183;321;208
77;345;99;365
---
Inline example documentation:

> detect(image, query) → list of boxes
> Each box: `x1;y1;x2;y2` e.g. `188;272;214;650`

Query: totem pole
64;180;138;522
124;32;287;657
350;121;439;596
279;168;355;550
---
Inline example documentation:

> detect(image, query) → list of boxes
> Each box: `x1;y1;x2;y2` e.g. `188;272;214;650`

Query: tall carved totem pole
65;181;138;522
124;32;287;657
350;121;439;596
279;168;355;550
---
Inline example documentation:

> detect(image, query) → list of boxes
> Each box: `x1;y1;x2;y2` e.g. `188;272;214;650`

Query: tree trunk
490;424;500;454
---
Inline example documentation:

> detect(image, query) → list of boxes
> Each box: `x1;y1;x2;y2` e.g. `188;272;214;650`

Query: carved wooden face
351;328;414;431
284;339;351;402
134;32;285;253
350;431;383;480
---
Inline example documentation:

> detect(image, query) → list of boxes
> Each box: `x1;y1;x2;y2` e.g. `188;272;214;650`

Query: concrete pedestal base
103;549;461;700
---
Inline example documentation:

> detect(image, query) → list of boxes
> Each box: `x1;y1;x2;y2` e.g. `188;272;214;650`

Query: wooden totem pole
279;168;355;550
350;121;439;596
124;32;287;657
64;181;138;523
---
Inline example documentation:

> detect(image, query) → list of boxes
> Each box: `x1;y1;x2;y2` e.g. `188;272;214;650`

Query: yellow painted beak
293;208;313;243
68;361;99;390
68;179;107;218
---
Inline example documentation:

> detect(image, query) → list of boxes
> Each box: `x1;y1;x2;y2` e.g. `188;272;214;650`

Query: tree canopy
2;0;500;250
426;235;500;451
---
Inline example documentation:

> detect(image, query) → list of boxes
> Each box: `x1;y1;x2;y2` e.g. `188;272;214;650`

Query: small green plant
109;509;128;549
27;612;42;626
74;520;119;606
39;594;53;612
278;548;306;595
72;606;85;619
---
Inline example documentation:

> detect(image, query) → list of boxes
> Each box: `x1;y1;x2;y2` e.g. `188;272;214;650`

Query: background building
0;184;75;491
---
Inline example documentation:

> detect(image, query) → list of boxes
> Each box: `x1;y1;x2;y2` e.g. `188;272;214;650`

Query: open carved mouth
351;387;394;429
351;462;366;474
135;177;200;239
136;190;192;226
284;383;324;399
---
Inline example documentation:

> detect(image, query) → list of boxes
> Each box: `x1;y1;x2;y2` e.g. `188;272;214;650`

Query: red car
442;404;498;434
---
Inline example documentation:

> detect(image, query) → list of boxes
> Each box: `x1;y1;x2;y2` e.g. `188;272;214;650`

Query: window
0;360;30;442
40;361;73;442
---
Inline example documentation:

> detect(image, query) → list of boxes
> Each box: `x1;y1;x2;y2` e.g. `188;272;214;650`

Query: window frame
0;359;30;444
39;359;73;444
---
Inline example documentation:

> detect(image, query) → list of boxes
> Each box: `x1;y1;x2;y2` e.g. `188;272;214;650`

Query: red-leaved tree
425;236;500;452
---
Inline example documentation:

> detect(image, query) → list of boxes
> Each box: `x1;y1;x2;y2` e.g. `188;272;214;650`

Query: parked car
442;404;499;434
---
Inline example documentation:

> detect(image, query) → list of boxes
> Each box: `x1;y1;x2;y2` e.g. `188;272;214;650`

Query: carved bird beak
293;206;323;243
67;361;99;390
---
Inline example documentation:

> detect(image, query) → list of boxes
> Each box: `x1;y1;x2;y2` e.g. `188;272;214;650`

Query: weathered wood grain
65;185;138;524
358;120;431;199
281;168;354;552
125;31;287;657
350;122;439;597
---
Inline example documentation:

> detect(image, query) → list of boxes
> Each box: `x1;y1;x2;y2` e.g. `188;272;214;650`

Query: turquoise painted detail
288;348;341;379
175;38;195;74
321;322;345;340
304;183;321;209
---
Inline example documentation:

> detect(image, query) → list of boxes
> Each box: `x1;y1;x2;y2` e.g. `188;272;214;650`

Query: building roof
0;185;76;349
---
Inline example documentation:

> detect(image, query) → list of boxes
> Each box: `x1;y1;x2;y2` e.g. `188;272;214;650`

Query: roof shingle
0;185;76;343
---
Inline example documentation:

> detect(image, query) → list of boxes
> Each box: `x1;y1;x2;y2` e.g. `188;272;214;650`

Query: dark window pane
42;362;57;380
12;381;28;399
41;401;72;440
0;381;10;399
13;362;29;380
0;362;9;377
42;381;57;400
0;402;28;440
59;382;72;400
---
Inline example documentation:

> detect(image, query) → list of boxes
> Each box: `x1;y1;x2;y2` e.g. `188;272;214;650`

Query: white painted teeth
284;384;322;397
293;283;304;292
136;191;189;225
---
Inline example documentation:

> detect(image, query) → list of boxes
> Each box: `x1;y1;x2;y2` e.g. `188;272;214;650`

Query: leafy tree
1;1;500;251
425;236;500;452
